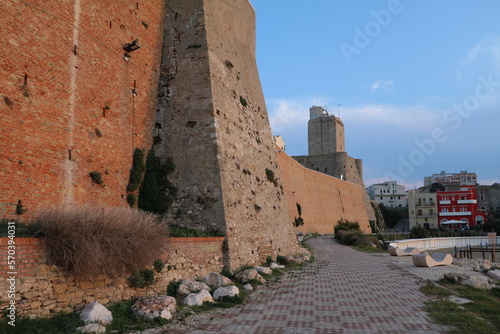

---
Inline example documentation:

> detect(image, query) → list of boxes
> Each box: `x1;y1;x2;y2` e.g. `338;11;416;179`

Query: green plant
265;168;275;182
334;219;360;235
265;255;273;265
15;200;27;215
127;148;146;192
336;230;371;246
89;171;104;185
128;268;155;288
127;193;137;207
141;21;149;29
167;279;182;298
276;255;287;265
239;96;247;107
138;150;176;214
224;60;234;68
0;219;41;238
296;203;302;216
410;225;430;238
0;310;83;333
32;206;168;276
169;224;224;237
293;216;304;227
153;259;164;273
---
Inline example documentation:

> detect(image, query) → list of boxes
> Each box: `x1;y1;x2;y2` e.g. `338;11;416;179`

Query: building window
442;208;448;213
480;194;485;200
380;197;383;200
429;209;434;215
324;168;328;173
417;210;422;216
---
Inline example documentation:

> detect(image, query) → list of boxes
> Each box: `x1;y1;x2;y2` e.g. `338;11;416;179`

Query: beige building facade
408;190;438;230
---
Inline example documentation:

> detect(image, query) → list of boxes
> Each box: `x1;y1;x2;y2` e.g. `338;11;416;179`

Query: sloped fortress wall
0;0;166;221
277;149;372;234
155;0;301;270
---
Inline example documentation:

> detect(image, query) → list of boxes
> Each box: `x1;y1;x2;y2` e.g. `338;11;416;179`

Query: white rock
76;323;106;333
177;279;210;297
213;285;239;301
203;272;233;287
243;284;253;291
235;269;266;283
269;262;285;269
80;302;113;325
132;295;176;320
254;266;272;275
444;273;492;289
487;269;500;280
183;290;214;306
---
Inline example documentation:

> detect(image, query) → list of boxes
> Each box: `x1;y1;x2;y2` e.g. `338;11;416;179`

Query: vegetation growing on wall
89;171;104;185
127;148;146;192
293;202;304;227
265;168;277;184
138;150;176;214
16;200;27;215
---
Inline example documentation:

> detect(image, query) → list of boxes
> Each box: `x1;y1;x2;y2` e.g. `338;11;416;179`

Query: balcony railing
439;212;471;216
457;199;477;204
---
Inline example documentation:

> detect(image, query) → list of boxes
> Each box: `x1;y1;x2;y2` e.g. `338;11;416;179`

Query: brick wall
1;0;166;221
277;149;372;234
0;236;224;317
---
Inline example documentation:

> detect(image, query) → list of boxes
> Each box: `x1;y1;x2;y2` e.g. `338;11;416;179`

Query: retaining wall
388;236;500;250
0;237;224;317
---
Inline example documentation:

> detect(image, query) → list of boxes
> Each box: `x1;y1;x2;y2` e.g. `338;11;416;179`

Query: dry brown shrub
32;206;169;277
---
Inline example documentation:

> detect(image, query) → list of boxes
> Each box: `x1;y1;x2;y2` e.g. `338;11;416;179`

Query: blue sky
251;0;500;189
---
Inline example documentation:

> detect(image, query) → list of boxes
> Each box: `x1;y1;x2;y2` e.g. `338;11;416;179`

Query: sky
250;0;500;189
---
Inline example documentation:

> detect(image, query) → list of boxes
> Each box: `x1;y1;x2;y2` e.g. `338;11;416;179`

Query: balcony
439;212;471;216
416;214;436;218
457;199;477;204
439;200;451;205
416;203;436;207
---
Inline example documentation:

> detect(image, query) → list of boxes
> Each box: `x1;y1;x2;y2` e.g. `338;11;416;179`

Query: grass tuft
32;206;168;277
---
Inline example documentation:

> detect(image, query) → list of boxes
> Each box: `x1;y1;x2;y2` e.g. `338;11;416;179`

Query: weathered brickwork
278;149;372;234
0;237;224;317
0;0;166;221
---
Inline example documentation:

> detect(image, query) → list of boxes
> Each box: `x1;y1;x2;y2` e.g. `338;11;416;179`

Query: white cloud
457;36;500;79
268;97;329;133
341;104;441;132
370;79;394;93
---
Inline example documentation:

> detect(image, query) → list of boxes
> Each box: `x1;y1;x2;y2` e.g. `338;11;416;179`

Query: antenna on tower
337;104;341;118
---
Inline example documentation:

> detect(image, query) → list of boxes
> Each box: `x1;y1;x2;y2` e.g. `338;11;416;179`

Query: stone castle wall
155;0;302;270
0;237;224;317
1;0;166;221
293;154;376;225
278;149;372;234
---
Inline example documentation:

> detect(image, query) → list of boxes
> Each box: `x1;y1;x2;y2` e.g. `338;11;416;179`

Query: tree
429;182;445;193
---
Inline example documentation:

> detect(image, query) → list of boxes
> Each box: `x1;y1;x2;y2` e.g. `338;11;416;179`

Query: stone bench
412;252;453;268
388;246;420;257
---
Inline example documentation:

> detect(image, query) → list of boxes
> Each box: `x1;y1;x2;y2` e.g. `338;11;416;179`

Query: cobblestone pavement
143;236;450;334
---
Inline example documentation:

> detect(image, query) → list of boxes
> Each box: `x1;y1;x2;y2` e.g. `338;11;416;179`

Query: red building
437;186;486;229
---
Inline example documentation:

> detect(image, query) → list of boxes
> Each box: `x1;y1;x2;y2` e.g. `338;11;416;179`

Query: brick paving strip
136;236;450;334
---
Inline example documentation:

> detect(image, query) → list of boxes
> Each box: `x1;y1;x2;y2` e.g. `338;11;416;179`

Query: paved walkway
161;236;450;334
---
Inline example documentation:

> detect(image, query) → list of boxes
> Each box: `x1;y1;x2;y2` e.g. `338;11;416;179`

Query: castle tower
155;0;301;270
307;106;345;155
